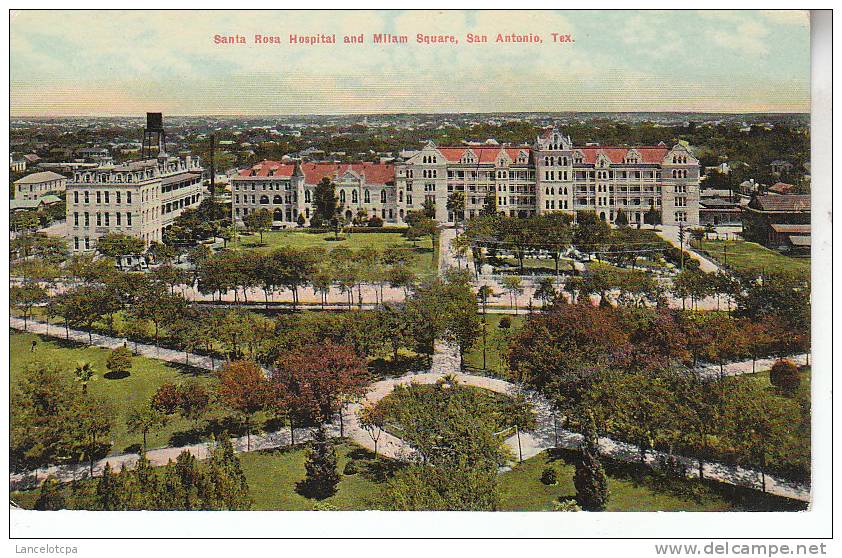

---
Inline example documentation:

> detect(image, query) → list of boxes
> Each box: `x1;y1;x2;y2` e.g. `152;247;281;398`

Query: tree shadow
103;370;130;380
369;354;429;379
294;479;335;500
360;458;403;483
123;443;143;454
167;361;214;377
167;415;244;446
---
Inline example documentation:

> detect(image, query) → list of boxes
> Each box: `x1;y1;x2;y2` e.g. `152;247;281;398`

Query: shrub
770;359;801;392
367;216;384;227
343;460;360;475
553;499;581;512
498;316;512;329
540;466;558;485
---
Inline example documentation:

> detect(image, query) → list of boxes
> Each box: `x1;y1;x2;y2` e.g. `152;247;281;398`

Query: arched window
340;190;346;203
305;190;311;203
364;190;370;203
273;195;282;204
352;190;358;203
260;195;269;204
380;190;387;203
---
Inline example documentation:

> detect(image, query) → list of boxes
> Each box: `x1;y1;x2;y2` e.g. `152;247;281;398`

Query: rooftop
13;171;66;184
749;194;811;213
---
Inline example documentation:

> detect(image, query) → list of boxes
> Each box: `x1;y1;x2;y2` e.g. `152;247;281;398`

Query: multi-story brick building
231;160;396;226
66;154;203;252
232;128;700;228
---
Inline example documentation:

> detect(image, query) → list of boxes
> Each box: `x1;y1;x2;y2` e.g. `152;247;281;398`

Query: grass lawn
691;238;810;278
238;441;397;510
11;331;219;455
11;440;395;511
498;449;806;512
15;438;802;511
463;313;525;375
229;230;437;278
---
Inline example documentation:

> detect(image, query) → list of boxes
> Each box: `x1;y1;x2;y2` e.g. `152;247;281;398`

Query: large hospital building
231;129;700;228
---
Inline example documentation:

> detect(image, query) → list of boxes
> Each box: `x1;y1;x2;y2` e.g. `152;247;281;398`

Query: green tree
302;427;340;499
34;476;66;510
95;232;145;257
126;405;169;451
244;208;273;244
501;275;524;314
74;361;97;394
67;395;114;477
573;412;609;511
105;346;133;378
313;177;340;226
614;208;629;227
10;282;48;331
446;191;465;226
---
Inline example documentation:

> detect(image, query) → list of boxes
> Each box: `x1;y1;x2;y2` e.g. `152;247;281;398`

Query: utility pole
209;133;216;197
678;222;686;270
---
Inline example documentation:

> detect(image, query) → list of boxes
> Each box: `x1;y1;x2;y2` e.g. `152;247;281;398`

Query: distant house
770;160;794;174
9;155;26;172
699;198;741;226
741;194;810;251
768;182;797;195
13;171;67;200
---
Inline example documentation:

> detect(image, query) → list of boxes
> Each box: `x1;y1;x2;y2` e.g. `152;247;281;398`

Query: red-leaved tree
270;342;369;439
217;360;270;450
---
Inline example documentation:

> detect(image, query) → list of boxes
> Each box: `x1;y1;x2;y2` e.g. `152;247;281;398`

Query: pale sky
10;10;811;116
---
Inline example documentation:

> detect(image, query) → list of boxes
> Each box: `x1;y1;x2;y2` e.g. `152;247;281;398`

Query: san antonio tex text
213;33;574;45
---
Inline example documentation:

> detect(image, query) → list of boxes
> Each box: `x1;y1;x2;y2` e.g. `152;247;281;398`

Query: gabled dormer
624;149;641;165
460;149;477;165
595;152;611;168
665;144;698;166
495;149;512;167
572;149;585;164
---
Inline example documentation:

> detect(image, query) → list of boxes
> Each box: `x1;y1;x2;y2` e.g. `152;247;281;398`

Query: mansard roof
239;161;394;185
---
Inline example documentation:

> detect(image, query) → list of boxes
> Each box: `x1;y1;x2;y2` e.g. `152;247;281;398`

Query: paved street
657;224;722;273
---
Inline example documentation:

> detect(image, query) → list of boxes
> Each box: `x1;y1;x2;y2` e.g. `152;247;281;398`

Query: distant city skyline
11;10;811;116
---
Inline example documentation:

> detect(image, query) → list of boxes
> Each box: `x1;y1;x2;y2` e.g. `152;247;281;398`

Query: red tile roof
436;146;531;164
768;182;796;194
576;147;669;165
239;161;394;185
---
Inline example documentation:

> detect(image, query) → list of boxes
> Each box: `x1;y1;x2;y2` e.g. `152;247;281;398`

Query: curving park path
340;353;811;503
12;307;809;502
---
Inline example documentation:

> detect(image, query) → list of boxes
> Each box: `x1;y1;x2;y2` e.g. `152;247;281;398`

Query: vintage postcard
6;6;832;547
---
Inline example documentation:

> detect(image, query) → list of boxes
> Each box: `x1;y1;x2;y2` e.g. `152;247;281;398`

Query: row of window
73;190;133;204
73;211;133;227
163;194;200;215
545;200;570;210
162;177;201;194
543;170;570;181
